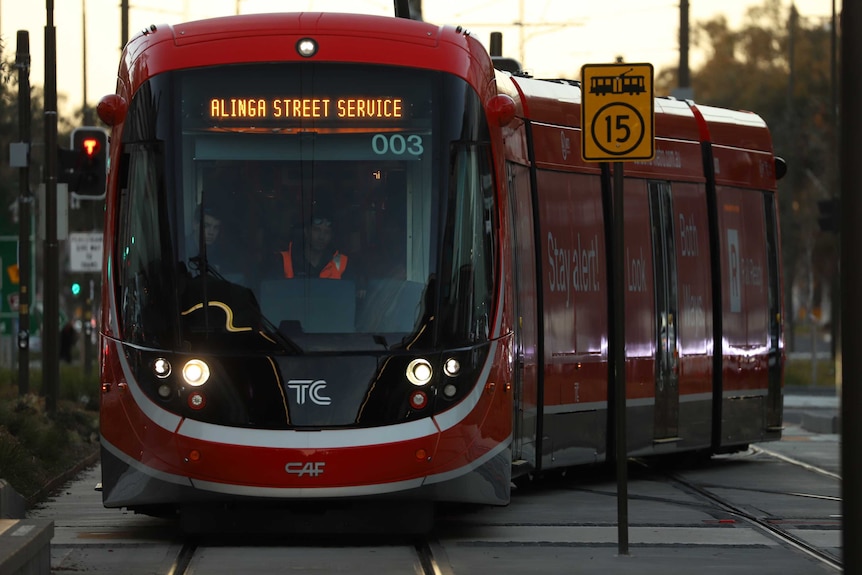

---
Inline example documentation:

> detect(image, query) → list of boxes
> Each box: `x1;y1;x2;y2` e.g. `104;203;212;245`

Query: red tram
96;10;784;519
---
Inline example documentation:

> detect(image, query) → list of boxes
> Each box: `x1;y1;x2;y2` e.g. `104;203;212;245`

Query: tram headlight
182;359;210;387
152;357;172;378
296;37;318;57
443;357;461;377
406;358;433;386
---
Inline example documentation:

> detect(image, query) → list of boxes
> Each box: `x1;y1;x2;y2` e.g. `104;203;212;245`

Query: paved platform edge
800;411;841;434
0;480;26;520
0;518;53;575
783;408;841;434
0;482;53;575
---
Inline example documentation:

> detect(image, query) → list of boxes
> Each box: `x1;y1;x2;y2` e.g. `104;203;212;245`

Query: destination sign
208;97;405;120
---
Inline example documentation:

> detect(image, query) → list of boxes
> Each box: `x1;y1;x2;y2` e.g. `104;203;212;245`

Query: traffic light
71;282;82;297
60;126;108;198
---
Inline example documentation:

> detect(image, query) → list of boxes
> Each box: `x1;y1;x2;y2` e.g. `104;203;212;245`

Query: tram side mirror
487;94;516;127
97;94;128;127
775;156;787;181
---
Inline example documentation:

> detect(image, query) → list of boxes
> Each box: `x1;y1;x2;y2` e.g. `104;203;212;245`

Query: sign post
581;62;655;556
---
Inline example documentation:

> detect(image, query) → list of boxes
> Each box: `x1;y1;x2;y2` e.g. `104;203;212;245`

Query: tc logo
286;379;331;405
285;462;325;477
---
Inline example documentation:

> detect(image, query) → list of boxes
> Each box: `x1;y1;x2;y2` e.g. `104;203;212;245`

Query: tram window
439;142;496;343
116;144;172;346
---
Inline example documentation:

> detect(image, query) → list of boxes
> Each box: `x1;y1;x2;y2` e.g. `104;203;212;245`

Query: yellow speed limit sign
581;63;654;162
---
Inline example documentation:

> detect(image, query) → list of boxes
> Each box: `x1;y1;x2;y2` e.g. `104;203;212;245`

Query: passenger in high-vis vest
279;214;349;279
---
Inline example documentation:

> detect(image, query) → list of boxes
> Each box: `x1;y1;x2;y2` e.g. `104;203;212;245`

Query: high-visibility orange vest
280;242;347;279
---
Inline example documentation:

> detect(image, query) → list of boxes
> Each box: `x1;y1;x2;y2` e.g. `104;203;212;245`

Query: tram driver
275;207;351;280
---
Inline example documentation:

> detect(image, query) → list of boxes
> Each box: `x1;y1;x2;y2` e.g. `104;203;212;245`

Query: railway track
164;537;452;574
33;438;842;574
642;447;842;573
669;471;841;571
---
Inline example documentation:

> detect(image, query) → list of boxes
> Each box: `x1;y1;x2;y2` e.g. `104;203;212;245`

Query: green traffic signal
71;282;82;296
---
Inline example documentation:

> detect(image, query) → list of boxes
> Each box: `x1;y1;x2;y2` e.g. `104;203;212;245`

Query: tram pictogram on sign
581;63;655;161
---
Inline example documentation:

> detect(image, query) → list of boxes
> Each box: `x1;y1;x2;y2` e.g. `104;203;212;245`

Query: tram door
763;193;783;430
649;182;680;441
508;163;538;468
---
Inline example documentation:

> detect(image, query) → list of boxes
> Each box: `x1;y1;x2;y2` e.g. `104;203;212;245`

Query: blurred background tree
1;39;82;355
656;0;839;353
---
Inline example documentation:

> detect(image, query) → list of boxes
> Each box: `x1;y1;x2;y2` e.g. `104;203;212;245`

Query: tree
1;47;76;231
1;40;81;358
657;0;838;351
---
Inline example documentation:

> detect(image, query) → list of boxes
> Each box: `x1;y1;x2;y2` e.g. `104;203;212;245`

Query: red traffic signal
81;137;101;158
63;126;108;198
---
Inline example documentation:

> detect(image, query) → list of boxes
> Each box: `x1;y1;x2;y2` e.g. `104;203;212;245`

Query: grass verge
0;365;100;505
784;356;837;388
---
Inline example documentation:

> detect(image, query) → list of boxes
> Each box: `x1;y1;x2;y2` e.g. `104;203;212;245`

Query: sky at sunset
0;0;838;116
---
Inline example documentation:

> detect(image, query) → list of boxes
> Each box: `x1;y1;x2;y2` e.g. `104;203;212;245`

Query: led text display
209;97;404;120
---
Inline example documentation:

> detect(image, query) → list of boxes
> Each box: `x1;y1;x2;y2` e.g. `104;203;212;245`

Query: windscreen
115;62;495;353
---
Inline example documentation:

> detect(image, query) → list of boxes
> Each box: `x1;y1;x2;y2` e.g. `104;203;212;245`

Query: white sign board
69;231;103;272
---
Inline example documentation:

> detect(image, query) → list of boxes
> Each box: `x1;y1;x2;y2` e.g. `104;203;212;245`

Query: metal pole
44;0;60;414
82;0;88;123
16;30;31;396
517;0;525;68
121;0;129;49
840;4;862;572
612;161;628;555
678;0;690;90
830;0;841;390
83;279;94;378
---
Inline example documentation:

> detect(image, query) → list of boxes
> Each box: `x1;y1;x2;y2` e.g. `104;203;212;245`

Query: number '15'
603;114;632;143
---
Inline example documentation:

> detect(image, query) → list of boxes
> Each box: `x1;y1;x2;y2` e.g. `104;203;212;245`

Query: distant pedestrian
60;322;76;363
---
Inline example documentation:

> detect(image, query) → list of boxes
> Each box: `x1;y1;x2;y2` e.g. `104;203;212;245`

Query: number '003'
372;134;424;156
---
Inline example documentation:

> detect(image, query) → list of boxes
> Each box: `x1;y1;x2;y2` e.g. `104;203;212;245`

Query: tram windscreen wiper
186;258;304;354
258;311;304;355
